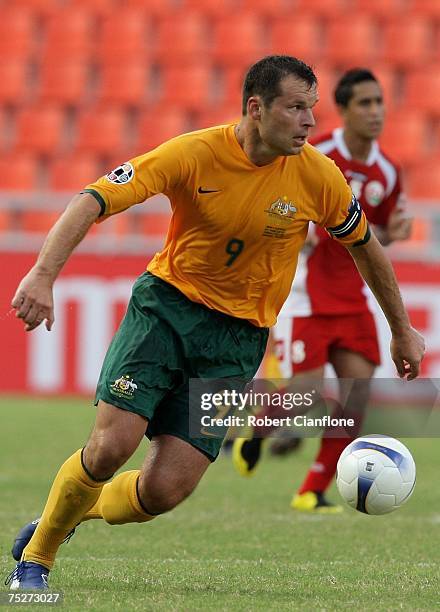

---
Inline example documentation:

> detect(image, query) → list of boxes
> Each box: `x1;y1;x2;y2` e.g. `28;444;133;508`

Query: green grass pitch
0;397;439;611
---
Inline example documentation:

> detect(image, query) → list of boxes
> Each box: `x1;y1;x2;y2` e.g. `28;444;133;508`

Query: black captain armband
351;224;371;247
80;189;106;216
327;195;362;239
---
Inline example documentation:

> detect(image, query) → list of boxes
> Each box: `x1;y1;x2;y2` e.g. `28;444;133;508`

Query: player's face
342;81;385;140
258;75;318;156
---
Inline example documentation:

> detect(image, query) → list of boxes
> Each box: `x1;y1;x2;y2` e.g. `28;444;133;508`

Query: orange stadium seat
381;17;433;69
13;0;60;20
48;154;101;191
126;0;181;17
293;0;347;17
372;66;398;110
154;13;210;65
179;0;238;17
41;7;95;62
270;16;323;64
325;18;378;67
0;155;39;191
0;60;30;106
407;0;440;18
97;10;151;62
354;0;407;19
220;66;247;107
38;60;90;106
96;63;151;107
0;8;35;60
67;0;116;18
240;0;290;18
21;211;60;234
158;65;214;110
212;14;267;67
380;113;428;165
134;108;189;152
74;108;127;156
404;67;440;116
13;106;66;155
313;66;338;118
406;159;440;199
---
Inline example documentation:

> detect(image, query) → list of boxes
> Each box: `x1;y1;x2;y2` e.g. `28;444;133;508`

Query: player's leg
293;316;378;511
81;434;211;524
8;401;148;589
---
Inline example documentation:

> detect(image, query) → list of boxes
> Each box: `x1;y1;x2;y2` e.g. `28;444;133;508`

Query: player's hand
390;326;425;381
387;202;413;242
11;268;55;332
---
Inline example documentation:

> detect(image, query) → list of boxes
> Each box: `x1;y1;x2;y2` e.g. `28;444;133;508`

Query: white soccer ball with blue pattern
336;435;416;515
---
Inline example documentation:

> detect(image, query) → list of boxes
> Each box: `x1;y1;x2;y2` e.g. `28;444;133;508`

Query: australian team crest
106;162;134;185
110;375;138;399
265;196;297;220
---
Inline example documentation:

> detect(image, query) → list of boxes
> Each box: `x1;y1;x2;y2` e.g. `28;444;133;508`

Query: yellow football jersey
83;124;368;327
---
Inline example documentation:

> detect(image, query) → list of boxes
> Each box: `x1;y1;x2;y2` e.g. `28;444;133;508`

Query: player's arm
12;193;101;332
347;232;424;380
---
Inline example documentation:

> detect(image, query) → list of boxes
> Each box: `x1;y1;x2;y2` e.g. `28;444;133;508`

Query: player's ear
248;97;262;120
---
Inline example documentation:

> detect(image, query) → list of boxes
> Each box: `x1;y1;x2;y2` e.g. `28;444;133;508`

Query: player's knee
83;438;134;480
139;476;197;514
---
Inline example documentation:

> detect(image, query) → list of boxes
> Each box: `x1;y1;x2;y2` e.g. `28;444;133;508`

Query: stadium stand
38;60;91;106
381;17;434;69
404;67;440;116
270;16;324;64
74;108;127;158
158;64;215;110
407;0;440;18
135;108;190;152
354;0;408;19
211;14;267;68
380;112;430;166
97;10;152;62
13;106;66;156
0;60;30;106
0;7;36;61
0;0;439;245
96;63;151;108
0;155;39;191
48;154;102;192
154;13;210;65
407;159;440;199
324;18;378;67
293;0;348;17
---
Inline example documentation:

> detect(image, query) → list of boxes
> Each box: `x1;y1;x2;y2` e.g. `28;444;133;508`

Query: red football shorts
288;311;380;372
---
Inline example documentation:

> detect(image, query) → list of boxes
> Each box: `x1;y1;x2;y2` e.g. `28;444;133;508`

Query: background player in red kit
233;68;413;512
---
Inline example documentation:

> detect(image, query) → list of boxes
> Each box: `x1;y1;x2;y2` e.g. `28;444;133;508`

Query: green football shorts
95;272;268;461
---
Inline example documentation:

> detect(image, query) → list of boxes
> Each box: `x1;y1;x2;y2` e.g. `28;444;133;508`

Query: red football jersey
281;127;403;316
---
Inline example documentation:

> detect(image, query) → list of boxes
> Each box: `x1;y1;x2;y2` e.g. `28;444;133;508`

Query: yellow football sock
82;470;155;525
23;449;109;570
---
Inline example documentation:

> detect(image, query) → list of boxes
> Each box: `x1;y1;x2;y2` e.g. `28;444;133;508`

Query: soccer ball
336;435;416;515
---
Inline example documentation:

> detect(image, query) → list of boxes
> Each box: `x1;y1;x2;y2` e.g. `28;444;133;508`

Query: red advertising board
1;253;440;394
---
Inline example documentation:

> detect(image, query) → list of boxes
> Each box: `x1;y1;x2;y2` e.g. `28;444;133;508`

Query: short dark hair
334;68;379;107
242;55;317;115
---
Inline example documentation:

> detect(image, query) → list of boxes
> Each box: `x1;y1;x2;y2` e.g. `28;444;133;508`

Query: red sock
298;437;352;494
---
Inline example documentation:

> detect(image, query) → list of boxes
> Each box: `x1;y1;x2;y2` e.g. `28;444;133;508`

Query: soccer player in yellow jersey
8;56;424;590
